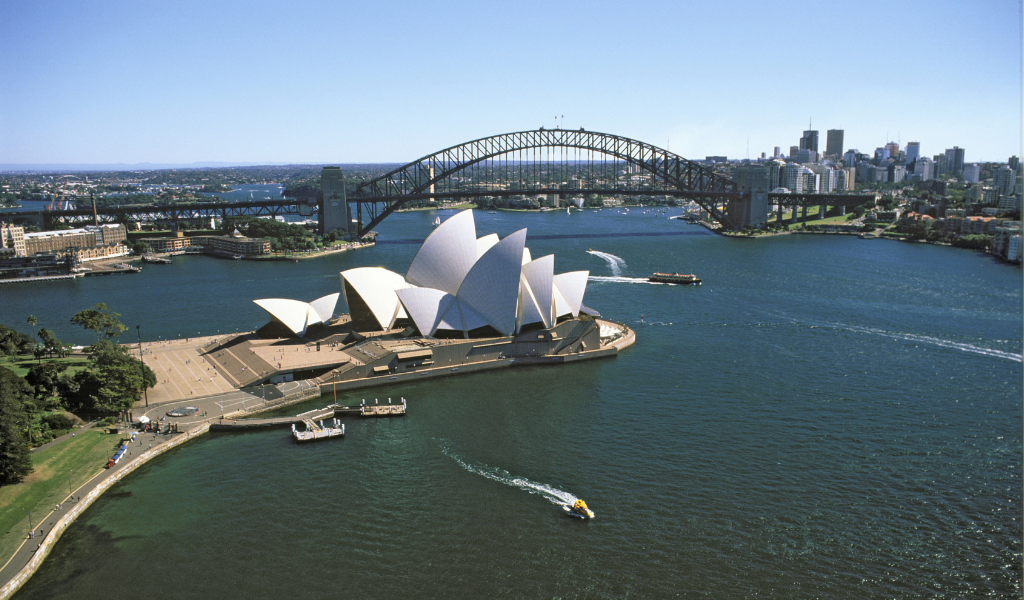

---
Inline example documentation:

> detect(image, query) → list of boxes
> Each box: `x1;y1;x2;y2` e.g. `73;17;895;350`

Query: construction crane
47;175;76;211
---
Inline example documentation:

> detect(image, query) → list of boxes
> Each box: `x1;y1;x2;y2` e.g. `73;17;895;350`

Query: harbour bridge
6;129;873;235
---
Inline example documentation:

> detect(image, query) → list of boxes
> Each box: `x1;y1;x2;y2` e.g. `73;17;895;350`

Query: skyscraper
825;130;844;158
944;147;965;175
906;142;920;162
800;129;819;152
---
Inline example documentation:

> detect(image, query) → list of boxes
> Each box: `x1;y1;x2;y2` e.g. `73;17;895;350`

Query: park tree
70;303;128;343
66;340;155;413
36;328;66;358
0;367;33;484
0;324;34;356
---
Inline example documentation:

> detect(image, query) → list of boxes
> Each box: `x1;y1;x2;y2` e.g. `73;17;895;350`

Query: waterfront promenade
0;377;322;600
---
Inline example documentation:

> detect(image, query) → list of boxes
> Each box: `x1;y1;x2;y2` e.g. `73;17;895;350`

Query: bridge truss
351;129;741;235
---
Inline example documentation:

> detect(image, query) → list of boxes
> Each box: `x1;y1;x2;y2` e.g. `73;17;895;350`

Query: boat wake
588;275;658;284
586;250;626;276
844;325;1022;363
442;444;578;509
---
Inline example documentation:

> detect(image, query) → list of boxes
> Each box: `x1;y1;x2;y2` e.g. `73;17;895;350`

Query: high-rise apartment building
1009;156;1020;171
995;166;1017;197
825;130;843;158
773;147;780;158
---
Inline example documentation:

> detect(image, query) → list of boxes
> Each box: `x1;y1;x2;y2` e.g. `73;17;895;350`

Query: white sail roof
552;271;589;318
340;267;410;331
476;233;499;258
395;287;456;337
456;229;527;336
309;293;340;324
406;210;478;295
521;255;554;328
254;294;338;336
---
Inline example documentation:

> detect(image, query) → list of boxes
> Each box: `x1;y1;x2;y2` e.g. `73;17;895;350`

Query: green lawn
0;355;90;379
0;430;119;562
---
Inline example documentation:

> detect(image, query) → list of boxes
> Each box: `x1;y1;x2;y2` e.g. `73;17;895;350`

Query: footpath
0;379;322;600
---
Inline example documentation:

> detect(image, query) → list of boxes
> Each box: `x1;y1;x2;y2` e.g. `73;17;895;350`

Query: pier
210;406;336;431
292;418;345;442
208;398;406;431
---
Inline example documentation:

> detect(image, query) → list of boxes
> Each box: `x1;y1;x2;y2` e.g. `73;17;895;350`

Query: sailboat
566;206;570;214
432;216;441;227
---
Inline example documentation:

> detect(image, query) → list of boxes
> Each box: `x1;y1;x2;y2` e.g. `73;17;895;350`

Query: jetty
208;398;406;431
292;418;345;442
209;406;336;431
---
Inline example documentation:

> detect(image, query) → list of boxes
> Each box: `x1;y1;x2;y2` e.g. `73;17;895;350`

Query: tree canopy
0;367;33;484
71;303;128;343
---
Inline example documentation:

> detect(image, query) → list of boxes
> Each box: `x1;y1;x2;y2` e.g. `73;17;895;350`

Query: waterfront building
0;253;72;280
963;164;981;184
1;224;25;257
339;210;588;338
254;294;340;336
138;232;271;257
825;129;843;158
1008;235;1022;262
21;224;126;255
906;142;920;162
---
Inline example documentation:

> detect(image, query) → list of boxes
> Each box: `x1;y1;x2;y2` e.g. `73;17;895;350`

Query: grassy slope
0;430;119;562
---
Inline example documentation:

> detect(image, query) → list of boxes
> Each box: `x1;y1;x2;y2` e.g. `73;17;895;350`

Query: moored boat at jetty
649;272;701;285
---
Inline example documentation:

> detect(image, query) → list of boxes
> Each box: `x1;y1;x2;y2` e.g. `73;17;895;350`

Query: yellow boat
565;499;595;519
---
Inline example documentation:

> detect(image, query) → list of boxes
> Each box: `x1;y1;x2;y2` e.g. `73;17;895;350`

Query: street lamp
67;471;72;498
136;326;149;407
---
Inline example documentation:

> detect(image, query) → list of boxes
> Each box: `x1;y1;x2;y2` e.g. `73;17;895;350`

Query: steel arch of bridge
351;129;740;235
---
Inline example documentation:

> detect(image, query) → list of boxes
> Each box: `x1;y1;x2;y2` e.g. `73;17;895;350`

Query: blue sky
1;0;1020;164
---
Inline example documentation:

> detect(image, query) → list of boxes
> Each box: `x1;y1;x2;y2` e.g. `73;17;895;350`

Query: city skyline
1;0;1020;165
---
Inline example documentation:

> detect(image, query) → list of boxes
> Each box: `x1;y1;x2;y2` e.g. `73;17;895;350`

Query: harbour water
3;208;1022;599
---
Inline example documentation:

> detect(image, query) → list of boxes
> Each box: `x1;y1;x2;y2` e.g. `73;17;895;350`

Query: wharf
292;418;345;442
210;406;336;430
208;398;405;431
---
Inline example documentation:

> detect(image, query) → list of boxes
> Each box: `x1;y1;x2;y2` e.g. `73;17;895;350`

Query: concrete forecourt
0;210;634;598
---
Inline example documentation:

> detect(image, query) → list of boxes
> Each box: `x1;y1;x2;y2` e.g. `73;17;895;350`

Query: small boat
564;499;595;519
488;210;496;214
649;272;702;285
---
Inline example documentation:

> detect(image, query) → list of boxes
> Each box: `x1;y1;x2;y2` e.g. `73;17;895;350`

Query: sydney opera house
199;211;633;395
